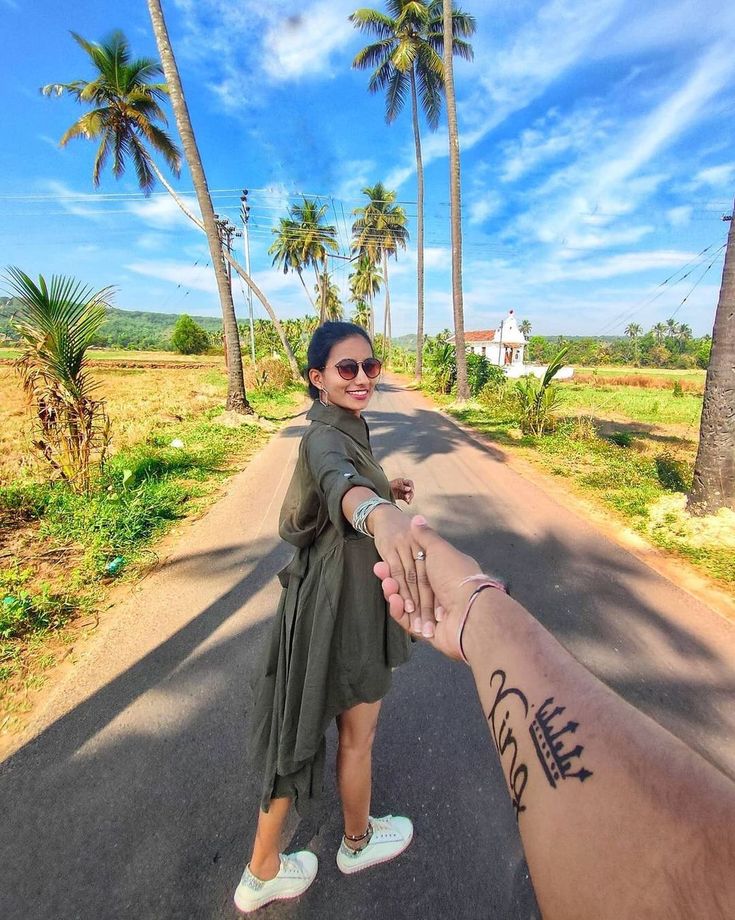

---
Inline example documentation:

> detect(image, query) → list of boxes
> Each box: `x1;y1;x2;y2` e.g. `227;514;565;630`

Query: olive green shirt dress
248;401;411;815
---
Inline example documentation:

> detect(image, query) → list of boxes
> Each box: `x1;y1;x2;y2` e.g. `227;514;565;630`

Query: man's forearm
463;592;735;920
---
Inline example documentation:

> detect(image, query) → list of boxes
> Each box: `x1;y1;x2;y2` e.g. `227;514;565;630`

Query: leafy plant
514;346;569;436
672;379;684;398
6;268;112;493
609;431;633;448
171;314;210;354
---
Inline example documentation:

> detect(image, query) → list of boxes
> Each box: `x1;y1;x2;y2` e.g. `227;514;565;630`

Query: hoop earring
319;387;330;407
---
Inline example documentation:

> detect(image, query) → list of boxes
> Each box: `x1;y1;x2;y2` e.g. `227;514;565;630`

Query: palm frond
349;9;397;39
385;69;409;122
353;39;394;72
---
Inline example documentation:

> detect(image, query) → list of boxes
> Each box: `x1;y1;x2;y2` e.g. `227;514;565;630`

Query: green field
556;383;703;430
0;347;222;364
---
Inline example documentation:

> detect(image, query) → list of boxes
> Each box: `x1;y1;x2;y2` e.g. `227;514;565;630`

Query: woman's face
309;334;380;416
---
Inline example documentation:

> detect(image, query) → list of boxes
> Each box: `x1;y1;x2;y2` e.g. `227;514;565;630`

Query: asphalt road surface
2;379;734;920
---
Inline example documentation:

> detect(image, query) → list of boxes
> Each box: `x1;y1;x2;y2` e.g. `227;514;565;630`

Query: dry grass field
1;363;229;486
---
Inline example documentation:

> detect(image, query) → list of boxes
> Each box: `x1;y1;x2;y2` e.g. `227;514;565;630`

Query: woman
235;322;435;913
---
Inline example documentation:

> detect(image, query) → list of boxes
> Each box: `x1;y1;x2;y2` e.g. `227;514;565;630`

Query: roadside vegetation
0;278;304;727
415;333;733;590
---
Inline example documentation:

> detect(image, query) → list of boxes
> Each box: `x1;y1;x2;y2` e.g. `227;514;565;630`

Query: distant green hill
0;298;223;351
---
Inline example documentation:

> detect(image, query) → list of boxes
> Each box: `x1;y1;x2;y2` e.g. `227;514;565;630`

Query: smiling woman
236;320;429;913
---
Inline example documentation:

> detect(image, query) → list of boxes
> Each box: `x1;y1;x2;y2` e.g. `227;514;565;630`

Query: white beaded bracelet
352;497;393;536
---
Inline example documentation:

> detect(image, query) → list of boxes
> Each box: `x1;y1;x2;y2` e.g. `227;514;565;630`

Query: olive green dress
249;401;411;815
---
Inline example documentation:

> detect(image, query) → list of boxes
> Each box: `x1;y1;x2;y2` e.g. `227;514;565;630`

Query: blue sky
1;0;734;337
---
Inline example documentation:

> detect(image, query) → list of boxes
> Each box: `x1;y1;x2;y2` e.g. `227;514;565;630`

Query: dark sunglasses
331;358;382;380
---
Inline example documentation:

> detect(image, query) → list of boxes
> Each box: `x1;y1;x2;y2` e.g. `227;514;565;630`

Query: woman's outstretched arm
375;517;735;920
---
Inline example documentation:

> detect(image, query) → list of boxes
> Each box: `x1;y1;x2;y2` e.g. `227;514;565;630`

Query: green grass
556;383;703;428
0;385;303;692
441;396;734;588
575;365;706;382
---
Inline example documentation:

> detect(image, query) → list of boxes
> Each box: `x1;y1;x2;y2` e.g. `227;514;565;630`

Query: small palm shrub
514;346;569;436
7;268;112;493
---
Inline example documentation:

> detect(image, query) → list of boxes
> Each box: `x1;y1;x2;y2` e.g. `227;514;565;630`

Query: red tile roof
462;330;496;343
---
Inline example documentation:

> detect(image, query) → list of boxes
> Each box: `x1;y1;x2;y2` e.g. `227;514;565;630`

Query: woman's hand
369;504;436;638
390;478;414;505
373;516;483;659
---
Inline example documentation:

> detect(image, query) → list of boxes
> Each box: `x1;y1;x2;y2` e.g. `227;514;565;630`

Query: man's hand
374;516;483;659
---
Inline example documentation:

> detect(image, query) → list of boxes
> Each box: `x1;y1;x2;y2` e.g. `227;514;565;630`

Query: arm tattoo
487;669;593;820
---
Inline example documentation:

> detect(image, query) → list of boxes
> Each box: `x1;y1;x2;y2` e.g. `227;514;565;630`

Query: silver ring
414;551;426;561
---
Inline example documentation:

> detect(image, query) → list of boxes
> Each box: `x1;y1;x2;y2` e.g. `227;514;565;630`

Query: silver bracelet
352;497;392;537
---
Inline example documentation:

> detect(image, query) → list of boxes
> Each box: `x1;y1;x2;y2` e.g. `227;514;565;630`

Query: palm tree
350;0;475;381
44;27;298;385
315;272;344;321
624;322;643;363
688;204;735;514
519;319;532;337
351;299;371;329
43;25;251;413
652;321;667;344
286;199;339;325
269;217;317;312
665;318;679;339
352;182;409;360
348;254;383;338
442;0;469;400
6;268;112;493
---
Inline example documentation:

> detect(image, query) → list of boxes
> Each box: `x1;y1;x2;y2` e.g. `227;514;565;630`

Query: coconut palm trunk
410;67;425;381
443;0;469;401
146;0;252;413
382;249;391;361
687;205;735;514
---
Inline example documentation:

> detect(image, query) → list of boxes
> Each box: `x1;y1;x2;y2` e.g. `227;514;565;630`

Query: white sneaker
234;851;318;913
336;815;413;875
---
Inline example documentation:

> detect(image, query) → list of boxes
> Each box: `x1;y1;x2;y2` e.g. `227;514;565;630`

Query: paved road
2;379;734;920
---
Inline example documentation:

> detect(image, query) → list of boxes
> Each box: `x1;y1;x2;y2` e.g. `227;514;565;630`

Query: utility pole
240;190;256;364
214;214;241;368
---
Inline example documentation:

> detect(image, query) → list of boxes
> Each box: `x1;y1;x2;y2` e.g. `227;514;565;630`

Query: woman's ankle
248;854;281;881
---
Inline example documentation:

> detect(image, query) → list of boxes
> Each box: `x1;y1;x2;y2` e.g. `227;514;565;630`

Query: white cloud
468;193;502;226
549;249;698;281
126;260;218;293
694;163;735;188
126;194;201;230
263;3;355;81
667;205;693;227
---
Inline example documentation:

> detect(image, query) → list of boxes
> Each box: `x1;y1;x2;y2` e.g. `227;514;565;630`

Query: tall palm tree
286;198;339;325
665;317;679;339
442;0;469;399
44;27;298;383
351;1;475;381
624;322;643;363
315;272;344;321
351;299;371;329
348;254;383;339
688;205;735;514
652;321;667;344
269;217;317;312
43;25;251;412
352;182;409;360
519;319;532;337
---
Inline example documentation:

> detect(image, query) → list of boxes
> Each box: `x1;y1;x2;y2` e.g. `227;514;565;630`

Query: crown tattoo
529;697;593;789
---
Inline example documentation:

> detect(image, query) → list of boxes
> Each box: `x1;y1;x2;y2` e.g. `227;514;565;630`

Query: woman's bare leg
336;700;382;842
248;796;292;880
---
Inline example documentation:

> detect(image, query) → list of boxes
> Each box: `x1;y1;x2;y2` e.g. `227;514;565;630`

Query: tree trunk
149;163;298;379
223;251;300;378
443;0;469;401
688;207;735;514
410;68;425;382
146;0;251;413
382;250;391;362
297;269;317;312
369;289;375;341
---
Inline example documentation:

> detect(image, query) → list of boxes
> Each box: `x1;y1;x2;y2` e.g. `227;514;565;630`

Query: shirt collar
306;400;371;448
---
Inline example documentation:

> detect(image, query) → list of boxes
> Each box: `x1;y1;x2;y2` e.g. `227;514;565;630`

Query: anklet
344;823;371;842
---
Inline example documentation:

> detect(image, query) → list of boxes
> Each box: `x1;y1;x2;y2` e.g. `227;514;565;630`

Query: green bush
609;431;633;447
171;314;210;355
672;380;684;398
